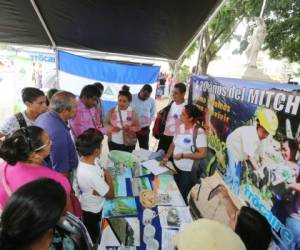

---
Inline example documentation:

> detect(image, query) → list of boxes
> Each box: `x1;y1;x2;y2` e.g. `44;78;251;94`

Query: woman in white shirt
105;85;141;152
161;104;207;204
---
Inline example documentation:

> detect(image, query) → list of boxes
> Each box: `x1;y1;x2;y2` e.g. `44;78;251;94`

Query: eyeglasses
33;139;52;152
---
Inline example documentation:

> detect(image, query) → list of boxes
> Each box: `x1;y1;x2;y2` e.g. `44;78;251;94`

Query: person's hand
288;182;300;192
160;157;168;165
173;153;182;161
111;126;121;132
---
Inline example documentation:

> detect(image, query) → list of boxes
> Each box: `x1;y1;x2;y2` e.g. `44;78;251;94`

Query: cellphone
208;184;222;201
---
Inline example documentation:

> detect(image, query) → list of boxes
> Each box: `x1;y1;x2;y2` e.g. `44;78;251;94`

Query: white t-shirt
226;125;260;162
76;161;109;213
173;124;207;172
111;106;134;144
164;102;185;136
0;112;34;136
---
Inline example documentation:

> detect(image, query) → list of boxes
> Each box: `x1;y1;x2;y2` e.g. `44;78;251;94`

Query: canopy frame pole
177;0;227;63
30;0;56;48
30;0;60;87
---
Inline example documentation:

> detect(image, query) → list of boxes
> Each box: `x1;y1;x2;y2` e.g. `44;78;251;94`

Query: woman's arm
160;142;175;165
174;147;207;161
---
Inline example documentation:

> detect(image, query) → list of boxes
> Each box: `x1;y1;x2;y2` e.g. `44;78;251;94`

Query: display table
98;150;192;250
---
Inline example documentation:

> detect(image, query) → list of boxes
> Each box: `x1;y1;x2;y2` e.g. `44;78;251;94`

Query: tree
170;0;261;77
263;0;300;63
172;0;300;78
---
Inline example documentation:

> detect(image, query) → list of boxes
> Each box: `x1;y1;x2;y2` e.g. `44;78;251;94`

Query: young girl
76;128;114;244
105;85;141;152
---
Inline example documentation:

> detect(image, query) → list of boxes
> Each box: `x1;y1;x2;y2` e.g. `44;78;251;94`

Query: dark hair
50;91;76;113
0;178;66;250
46;88;59;106
174;82;186;94
0;126;45;165
141;84;153;93
118;85;132;102
21;87;45;103
235;206;272;250
80;85;101;99
76;128;104;156
184;104;203;123
282;138;298;159
94;82;104;92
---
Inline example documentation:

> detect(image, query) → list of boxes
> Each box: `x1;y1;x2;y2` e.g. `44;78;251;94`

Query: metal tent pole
30;0;56;48
177;0;227;63
30;0;60;88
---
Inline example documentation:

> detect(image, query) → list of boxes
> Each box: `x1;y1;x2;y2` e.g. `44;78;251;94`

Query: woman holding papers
161;104;207;204
105;85;141;152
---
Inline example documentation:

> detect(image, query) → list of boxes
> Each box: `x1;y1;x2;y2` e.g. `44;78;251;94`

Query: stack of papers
141;159;171;175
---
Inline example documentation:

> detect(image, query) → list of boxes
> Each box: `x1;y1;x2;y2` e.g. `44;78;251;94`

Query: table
98;150;192;250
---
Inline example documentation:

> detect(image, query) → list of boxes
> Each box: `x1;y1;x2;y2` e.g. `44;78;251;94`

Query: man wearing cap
223;108;278;195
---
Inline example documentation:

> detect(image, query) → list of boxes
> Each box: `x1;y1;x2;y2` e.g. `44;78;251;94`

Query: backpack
15;112;27;128
190;126;219;186
152;101;173;139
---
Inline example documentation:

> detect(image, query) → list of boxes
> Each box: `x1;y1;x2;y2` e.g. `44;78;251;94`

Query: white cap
172;218;246;250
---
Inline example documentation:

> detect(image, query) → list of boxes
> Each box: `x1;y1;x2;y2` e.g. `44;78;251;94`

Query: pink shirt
69;98;101;139
0;162;71;208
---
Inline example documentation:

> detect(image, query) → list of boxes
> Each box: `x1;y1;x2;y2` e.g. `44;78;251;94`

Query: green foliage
174;0;300;76
177;65;191;82
264;0;300;62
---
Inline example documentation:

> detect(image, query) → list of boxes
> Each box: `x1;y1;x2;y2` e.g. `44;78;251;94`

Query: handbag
152;101;173;139
118;108;137;147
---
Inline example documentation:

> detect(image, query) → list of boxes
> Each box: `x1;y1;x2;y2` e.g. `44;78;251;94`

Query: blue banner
190;74;300;250
58;51;160;112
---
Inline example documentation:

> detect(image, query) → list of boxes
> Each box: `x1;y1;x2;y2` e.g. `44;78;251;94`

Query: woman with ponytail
0;126;71;210
104;85;141;152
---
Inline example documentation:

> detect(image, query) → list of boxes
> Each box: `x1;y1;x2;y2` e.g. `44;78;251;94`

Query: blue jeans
223;149;242;195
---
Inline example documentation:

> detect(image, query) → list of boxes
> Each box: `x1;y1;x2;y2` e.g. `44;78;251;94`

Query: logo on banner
104;86;114;96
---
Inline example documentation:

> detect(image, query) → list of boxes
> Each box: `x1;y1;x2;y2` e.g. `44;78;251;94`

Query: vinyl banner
58;51;160;112
189;74;300;249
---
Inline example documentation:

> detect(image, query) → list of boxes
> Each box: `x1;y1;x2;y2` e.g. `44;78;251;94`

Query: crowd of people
0;82;282;249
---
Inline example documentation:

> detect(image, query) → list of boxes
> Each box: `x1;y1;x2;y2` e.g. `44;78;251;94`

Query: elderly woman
105;85;141;152
161;104;207;203
0;126;72;211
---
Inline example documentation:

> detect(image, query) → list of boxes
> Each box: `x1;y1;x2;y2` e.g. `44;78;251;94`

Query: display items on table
112;176;128;197
131;177;152;196
103;197;138;218
108;166;133;179
158;206;193;229
108;150;139;168
139;190;159;209
161;229;178;250
141;159;174;175
100;217;140;247
133;149;165;162
153;175;186;207
132;164;151;178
